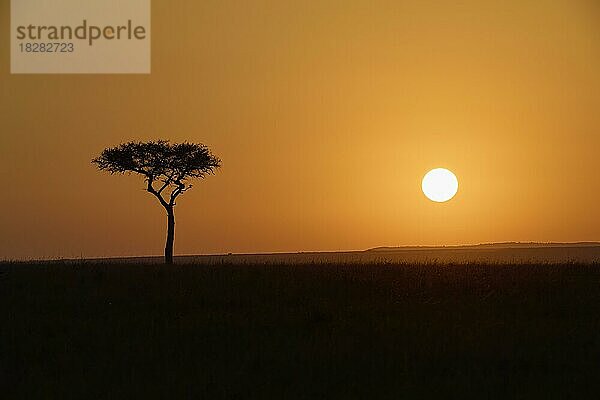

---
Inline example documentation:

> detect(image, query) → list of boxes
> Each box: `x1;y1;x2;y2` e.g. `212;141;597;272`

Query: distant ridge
44;241;600;264
367;242;600;252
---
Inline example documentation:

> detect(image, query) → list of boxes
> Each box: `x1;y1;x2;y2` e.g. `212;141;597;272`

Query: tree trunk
165;207;175;264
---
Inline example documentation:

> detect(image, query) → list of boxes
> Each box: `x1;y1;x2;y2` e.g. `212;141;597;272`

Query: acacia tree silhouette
92;140;221;264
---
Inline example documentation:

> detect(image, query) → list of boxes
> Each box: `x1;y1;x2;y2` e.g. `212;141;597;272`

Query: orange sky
1;0;599;259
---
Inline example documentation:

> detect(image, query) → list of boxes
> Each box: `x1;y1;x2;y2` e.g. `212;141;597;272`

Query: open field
3;261;600;398
72;244;600;265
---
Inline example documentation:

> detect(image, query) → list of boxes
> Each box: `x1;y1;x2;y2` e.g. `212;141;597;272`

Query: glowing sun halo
422;168;458;203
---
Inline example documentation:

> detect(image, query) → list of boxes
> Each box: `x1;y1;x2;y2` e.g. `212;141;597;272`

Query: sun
422;168;458;203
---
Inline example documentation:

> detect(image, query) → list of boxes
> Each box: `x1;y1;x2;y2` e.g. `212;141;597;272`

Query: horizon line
7;241;600;263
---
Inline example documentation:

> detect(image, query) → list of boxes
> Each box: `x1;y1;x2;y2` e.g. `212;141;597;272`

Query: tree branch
157;179;172;194
147;177;170;209
169;180;187;206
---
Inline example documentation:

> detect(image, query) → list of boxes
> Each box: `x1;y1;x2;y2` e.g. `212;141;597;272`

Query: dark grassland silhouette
92;140;221;264
3;261;600;398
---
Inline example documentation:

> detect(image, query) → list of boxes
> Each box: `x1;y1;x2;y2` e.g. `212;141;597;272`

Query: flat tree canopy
93;140;221;207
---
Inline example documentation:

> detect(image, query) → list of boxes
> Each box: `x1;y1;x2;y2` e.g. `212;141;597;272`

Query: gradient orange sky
1;0;599;259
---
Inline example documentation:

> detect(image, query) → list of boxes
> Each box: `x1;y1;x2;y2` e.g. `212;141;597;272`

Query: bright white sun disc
422;168;458;202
